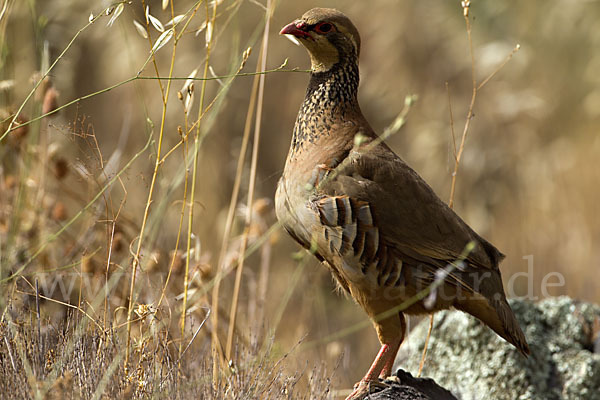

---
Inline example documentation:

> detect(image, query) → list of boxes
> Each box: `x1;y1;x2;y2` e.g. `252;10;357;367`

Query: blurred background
1;0;599;396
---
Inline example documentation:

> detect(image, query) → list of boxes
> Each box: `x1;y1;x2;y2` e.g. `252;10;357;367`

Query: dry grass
1;0;599;398
0;312;331;399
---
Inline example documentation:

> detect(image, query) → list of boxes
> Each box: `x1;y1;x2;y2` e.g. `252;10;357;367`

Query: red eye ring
315;22;334;34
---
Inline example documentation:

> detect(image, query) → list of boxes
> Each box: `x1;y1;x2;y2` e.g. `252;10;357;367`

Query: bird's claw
382;375;400;384
345;379;389;400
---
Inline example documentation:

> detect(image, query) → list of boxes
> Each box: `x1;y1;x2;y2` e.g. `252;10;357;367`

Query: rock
366;369;458;399
394;297;600;400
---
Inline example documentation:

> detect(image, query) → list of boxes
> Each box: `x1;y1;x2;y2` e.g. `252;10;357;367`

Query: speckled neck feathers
290;60;360;156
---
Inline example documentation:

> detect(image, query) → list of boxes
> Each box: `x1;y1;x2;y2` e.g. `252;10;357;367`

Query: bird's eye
315;22;333;34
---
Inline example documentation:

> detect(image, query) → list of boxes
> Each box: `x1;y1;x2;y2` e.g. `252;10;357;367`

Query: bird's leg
378;338;402;379
345;314;406;399
344;341;398;400
379;313;406;380
364;339;401;381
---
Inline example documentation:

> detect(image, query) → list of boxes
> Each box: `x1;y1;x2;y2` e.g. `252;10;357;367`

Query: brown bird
275;8;529;400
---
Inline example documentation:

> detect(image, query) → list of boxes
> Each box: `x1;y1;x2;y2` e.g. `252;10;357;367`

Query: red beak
279;21;312;39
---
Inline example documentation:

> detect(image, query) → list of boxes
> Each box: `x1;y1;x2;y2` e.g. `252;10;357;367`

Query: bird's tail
455;294;530;356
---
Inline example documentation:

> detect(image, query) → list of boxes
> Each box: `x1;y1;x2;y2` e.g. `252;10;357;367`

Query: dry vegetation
0;0;598;399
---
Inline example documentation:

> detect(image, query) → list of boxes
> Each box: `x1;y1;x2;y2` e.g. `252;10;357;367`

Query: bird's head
280;8;361;73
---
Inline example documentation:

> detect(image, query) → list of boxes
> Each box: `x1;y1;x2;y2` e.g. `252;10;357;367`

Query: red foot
345;379;387;400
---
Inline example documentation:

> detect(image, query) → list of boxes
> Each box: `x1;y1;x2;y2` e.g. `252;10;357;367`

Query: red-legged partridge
275;8;529;400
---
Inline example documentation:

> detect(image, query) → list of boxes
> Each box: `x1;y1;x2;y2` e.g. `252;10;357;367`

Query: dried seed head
253;197;271;216
13;117;29;139
4;175;17;190
5;113;30;145
133;20;148;39
168;250;184;274
181;68;199;94
461;1;471;17
53;157;69;180
198;263;214;282
146;6;165;32
205;21;213;46
145;250;162;272
34;76;51;101
107;3;124;27
111;231;124;253
195;21;207;36
0;79;15;91
51;202;68;221
166;15;185;27
241;47;252;69
42;86;59;116
184;91;194;113
134;303;156;320
151;28;173;53
81;254;95;274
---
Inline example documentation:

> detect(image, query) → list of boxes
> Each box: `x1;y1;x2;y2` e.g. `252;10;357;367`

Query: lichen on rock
395;297;600;400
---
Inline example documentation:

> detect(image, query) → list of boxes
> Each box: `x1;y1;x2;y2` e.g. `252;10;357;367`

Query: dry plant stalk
225;0;273;364
417;0;520;376
213;55;260;361
182;0;218;374
124;0;204;373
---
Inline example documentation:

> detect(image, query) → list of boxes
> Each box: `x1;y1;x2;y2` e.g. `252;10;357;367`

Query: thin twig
448;2;520;208
211;56;260;361
477;44;521;91
103;180;127;332
35;279;41;357
417;315;434;377
448;2;476;209
446;82;457;160
225;0;272;363
190;0;219;383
